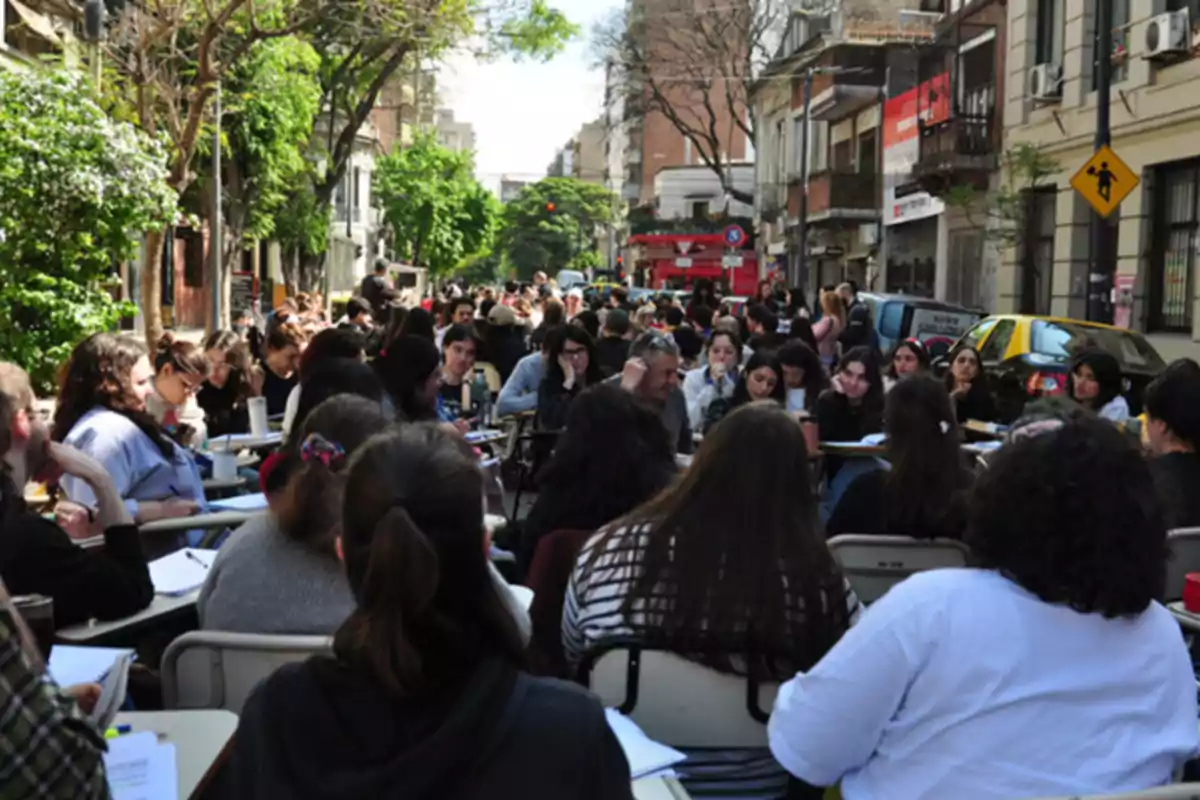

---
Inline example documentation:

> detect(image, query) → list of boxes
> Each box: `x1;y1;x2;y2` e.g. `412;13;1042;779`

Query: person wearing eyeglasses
537;326;602;432
615;332;694;455
146;333;211;448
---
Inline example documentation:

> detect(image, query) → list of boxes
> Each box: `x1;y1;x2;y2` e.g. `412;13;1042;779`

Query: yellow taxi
947;314;1167;422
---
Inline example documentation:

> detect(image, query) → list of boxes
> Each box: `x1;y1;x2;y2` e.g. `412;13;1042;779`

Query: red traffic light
546;202;556;213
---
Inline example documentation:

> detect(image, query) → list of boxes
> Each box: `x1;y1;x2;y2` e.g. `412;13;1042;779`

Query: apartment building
1001;0;1200;358
435;108;477;155
0;0;75;70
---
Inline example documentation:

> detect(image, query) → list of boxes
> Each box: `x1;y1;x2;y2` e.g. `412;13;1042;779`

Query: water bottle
472;368;492;426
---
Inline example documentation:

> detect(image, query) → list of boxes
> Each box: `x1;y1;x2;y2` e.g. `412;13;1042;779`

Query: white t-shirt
768;568;1198;800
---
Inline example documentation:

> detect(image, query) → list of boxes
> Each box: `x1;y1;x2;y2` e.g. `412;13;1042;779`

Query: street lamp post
211;82;223;332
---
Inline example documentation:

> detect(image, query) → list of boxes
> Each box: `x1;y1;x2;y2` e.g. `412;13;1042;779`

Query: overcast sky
437;0;621;190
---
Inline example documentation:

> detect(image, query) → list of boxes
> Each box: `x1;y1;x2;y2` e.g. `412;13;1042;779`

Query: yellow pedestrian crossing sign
1070;145;1139;218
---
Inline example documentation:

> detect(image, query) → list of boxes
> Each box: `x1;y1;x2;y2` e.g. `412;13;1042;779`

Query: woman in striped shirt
563;402;860;799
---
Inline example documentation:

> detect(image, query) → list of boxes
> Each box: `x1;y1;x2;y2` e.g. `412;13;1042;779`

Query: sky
437;0;622;190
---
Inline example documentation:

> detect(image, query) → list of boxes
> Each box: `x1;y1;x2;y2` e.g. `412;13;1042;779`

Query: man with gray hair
613;331;693;454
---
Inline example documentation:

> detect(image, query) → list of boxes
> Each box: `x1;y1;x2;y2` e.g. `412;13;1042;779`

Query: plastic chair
161;630;331;713
1026;785;1200;799
576;638;779;748
1166;528;1200;601
827;534;971;604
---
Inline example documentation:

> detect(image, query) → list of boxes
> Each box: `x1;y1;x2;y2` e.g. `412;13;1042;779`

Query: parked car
859;293;983;359
941;314;1167;422
555;269;588;290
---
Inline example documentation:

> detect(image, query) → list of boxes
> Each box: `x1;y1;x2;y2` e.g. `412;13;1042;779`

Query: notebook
208;493;268;512
149;548;217;596
605;709;687;779
48;646;134;689
105;731;178;800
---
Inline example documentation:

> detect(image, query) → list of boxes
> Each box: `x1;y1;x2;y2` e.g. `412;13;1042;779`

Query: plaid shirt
0;608;109;799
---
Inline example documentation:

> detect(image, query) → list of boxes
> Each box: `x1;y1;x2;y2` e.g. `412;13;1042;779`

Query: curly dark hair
53;333;173;458
966;415;1167;618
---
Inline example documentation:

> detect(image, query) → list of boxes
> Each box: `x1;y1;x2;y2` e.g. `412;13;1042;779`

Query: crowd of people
2;265;1200;799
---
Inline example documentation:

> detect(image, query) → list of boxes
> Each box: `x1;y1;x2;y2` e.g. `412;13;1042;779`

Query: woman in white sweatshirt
683;330;743;434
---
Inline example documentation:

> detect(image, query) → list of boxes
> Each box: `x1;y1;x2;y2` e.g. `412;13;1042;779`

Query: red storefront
626;233;758;297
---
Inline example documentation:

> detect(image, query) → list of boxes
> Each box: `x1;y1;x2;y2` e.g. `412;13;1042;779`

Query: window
352;168;362;222
690;200;710;220
832;139;853;171
334;178;347;221
178;228;204;288
1021;187;1056;315
978;319;1015;363
962;318;998;350
1093;0;1130;88
1149;160;1199;332
1034;0;1064;66
857;129;877;175
810;121;828;173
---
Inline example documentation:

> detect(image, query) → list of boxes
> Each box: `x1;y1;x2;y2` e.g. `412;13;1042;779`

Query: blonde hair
820;290;846;324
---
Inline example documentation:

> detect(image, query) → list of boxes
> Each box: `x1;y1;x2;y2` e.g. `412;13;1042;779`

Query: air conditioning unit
1028;63;1063;101
1145;10;1190;59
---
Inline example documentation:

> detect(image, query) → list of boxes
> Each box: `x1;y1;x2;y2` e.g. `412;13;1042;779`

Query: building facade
434;108;476;154
654;164;756;220
1001;0;1200;359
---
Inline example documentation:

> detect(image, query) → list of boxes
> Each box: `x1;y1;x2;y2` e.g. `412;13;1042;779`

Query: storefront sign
882;72;950;227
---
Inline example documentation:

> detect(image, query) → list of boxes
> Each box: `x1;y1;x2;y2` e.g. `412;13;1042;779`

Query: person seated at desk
197;330;256;438
53;333;203;530
595;308;634;379
0;366;152;627
728;351;785;413
883;339;929;393
1144;358;1200;529
536;326;601;432
376;335;442;424
219;424;632;800
777;340;826;416
0;580;111;798
614;332;693;456
437;324;480;426
1068;347;1130;423
944;344;997;424
683;329;742;434
816;347;885;482
483;303;528;385
827;376;973;540
258;321;307;418
564;403;859;799
281;328;365;441
494;341;549;418
200;396;387;635
145;333;210;449
768;416;1198;800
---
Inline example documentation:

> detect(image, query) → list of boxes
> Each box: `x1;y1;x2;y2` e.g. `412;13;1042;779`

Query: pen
185;550;209;570
168;485;181;497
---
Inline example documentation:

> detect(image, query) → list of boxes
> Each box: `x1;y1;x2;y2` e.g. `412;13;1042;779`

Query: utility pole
1087;0;1113;323
795;67;813;292
211;82;223;332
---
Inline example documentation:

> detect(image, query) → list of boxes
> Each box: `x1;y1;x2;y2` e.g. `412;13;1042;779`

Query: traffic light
545;202;556;213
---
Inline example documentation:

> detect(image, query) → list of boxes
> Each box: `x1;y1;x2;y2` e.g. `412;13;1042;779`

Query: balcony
914;114;997;193
793;170;880;224
808;68;885;122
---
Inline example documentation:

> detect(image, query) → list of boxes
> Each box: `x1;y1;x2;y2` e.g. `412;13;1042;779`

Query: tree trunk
142;227;165;348
299;247;324;293
281;246;299;297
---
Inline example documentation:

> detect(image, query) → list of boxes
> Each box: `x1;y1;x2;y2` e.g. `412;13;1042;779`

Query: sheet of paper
786;388;806;413
605;709;687;779
463;429;504;443
208;493;268;512
47;646;134;688
105;733;178;800
149;549;217;596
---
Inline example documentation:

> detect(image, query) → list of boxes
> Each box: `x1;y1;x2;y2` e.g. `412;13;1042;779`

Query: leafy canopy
0;71;176;390
498;177;616;279
374;134;500;278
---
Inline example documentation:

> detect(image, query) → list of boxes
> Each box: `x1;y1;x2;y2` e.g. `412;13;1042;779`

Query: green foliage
495;0;579;60
944;143;1061;250
497;177;617;279
0;71;174;390
275;171;330;261
374;134;499;278
225;37;322;242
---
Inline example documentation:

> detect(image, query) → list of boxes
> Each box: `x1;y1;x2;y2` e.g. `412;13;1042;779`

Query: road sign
722;255;744;268
675;257;693;268
676;240;693;255
722;225;746;248
1070;145;1139;218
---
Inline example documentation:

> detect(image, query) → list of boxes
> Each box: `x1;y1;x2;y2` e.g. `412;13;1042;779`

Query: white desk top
57;590;199;643
115;709;237;799
140;510;256;535
1167;601;1200;633
633;776;691;799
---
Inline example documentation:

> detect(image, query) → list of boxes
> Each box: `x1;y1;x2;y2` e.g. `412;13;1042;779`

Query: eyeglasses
563;347;588;357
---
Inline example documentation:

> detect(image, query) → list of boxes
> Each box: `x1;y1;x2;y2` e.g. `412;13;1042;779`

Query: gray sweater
198;513;355;635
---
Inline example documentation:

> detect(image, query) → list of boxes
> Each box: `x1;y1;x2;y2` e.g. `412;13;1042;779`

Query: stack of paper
605;709;687;779
148;549;217;596
48;646;134;688
208;493;268;512
105;731;178;800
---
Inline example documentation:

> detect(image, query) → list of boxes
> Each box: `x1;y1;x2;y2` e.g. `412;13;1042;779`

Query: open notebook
105;731;177;800
149;549;217;596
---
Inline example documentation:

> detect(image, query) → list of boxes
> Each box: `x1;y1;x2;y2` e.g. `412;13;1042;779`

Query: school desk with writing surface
1168;602;1200;634
56;590;200;646
116;709;238;799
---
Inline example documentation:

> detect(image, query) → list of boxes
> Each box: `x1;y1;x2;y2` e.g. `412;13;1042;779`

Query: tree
0;71;176;391
274;171;330;295
943;144;1061;251
497;177;617;278
301;0;578;275
593;0;784;205
374;135;499;279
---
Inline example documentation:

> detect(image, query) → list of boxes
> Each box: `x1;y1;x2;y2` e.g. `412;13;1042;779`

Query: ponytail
333;506;441;696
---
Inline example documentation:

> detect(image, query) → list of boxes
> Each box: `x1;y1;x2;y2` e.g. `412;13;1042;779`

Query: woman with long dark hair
537;325;602;432
730;350;785;410
683;329;742;433
1068;347;1129;422
197;330;256;437
146;333;211;447
258;322;307;417
816;347;885;481
220;424;634;799
770;417;1197;798
827;376;973;539
53;333;204;528
883;339;930;393
777;340;827;415
564;403;858;798
374;335;441;423
944;343;997;423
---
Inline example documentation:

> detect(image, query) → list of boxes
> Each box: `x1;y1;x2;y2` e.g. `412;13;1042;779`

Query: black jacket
952;380;997;423
816;390;883;480
1151;452;1200;530
215;655;634;800
595;336;630;379
838;300;873;350
0;501;153;627
487;327;529;385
